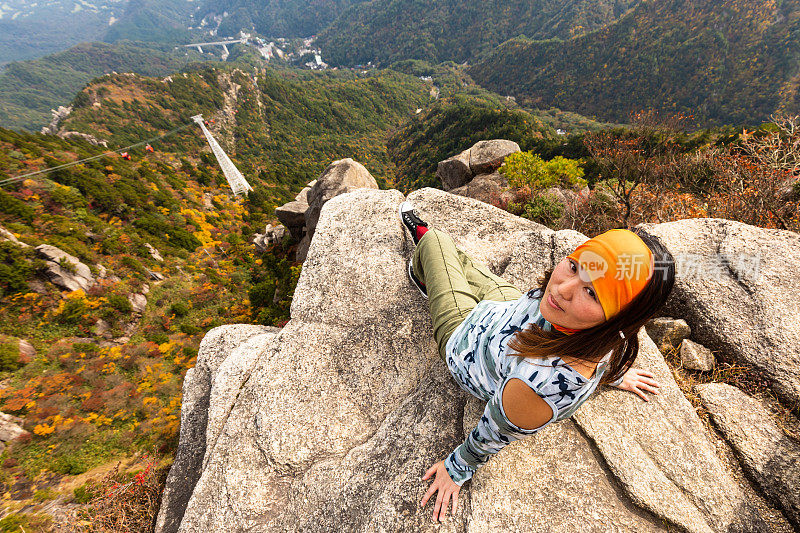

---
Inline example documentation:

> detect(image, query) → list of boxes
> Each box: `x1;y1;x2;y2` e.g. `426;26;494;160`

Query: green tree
0;242;42;296
500;151;585;190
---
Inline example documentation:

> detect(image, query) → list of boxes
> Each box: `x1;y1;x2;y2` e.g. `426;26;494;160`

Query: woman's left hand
420;460;461;522
616;368;661;401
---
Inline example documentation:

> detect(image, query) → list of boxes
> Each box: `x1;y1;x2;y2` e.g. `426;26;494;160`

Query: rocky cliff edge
155;187;799;533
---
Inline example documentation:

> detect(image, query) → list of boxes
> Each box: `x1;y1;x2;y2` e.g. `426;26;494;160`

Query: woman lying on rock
399;200;676;523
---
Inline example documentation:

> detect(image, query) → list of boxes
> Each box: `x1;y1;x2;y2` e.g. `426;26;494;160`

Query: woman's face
541;256;607;330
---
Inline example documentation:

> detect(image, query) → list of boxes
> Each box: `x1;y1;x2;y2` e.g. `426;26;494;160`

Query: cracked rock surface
157;188;795;532
639;219;800;405
696;383;800;528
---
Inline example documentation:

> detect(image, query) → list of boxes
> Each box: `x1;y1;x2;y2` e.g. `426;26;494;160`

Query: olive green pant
412;228;523;360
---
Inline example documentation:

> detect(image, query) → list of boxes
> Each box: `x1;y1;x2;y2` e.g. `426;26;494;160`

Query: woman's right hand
615;368;661;401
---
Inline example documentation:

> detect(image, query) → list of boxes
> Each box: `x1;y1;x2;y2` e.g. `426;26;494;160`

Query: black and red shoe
399;200;429;245
399;201;429;298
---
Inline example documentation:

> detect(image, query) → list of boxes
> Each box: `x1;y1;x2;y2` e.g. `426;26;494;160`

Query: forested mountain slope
58;65;432;201
316;0;642;66
102;0;195;44
0;124;308;518
0;42;205;132
60;61;589;197
195;0;367;39
469;0;800;126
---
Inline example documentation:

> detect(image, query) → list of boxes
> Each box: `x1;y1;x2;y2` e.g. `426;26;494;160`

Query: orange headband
566;229;654;321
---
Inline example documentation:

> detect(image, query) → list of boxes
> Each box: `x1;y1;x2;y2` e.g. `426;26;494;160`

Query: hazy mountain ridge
468;0;800;126
103;0;196;44
6;0;799;134
194;0;368;39
0;0;126;64
316;0;643;66
0;0;196;65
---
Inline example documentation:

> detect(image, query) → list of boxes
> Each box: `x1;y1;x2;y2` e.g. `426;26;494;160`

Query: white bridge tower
191;114;253;197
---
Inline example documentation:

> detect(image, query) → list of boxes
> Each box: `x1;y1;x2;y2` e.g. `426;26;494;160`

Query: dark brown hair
507;228;676;385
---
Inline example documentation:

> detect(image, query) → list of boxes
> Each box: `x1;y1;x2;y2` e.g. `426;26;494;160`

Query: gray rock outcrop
294;180;316;203
696;383;800;527
41;105;72;135
252;224;288;252
275;199;308;242
437;149;472;190
26;279;48;295
295;233;311;262
267;225;286;244
16;339;35;364
155;325;280;533
0;334;29;366
449;170;516;206
40;105;108;145
251;234;268;253
470;139;521;174
145;243;164;262
680;339;715;371
276;159;378;262
305;158;378;235
0;226;28;247
274;159;378;262
273;182;316;242
127;293;147;315
146;269;166;281
0;412;27;442
93;319;112;339
157;188;793;533
35;244;95;292
437;140;521;191
645;317;691;354
0;411;29;455
58;131;108;147
99;266;121;283
639;219;800;405
543;185;591;207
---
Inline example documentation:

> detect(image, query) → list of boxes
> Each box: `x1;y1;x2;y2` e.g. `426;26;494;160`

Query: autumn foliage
490;111;800;236
701;115;800;230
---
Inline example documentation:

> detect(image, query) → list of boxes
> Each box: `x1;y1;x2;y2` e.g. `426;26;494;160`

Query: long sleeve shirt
442;288;619;485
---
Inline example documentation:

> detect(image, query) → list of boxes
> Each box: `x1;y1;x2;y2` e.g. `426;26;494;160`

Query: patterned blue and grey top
442;287;622;485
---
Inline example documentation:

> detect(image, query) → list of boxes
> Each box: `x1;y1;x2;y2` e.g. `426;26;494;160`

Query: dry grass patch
661;344;800;442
